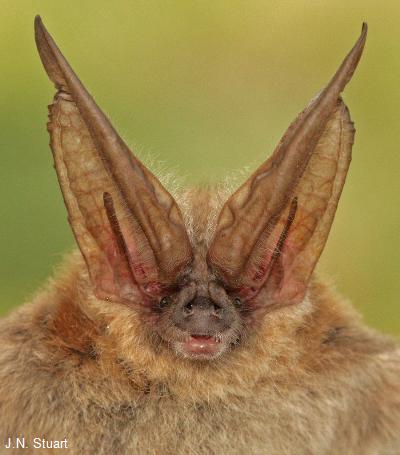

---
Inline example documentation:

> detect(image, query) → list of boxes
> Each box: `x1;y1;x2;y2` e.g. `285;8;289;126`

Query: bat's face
34;17;366;362
150;251;246;360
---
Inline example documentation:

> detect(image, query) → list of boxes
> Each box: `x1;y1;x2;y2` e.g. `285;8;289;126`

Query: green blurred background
1;1;399;335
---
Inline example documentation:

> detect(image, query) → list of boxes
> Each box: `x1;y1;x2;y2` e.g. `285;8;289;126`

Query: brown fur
0;189;399;455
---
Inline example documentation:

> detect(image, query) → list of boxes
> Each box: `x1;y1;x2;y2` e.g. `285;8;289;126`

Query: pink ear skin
34;16;193;307
208;25;367;310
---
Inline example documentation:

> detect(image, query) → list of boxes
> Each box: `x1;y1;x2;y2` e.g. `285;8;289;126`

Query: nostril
184;302;193;315
212;303;223;316
182;299;223;318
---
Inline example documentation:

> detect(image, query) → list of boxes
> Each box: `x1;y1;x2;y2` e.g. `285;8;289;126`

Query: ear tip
34;15;65;88
360;22;368;44
361;22;368;34
34;15;47;49
34;15;50;71
358;23;368;48
34;15;44;34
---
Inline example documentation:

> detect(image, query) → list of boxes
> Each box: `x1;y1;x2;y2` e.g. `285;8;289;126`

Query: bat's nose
172;296;234;335
183;296;223;319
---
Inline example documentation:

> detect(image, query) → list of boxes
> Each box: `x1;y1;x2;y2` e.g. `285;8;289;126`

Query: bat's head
34;17;366;361
146;243;246;360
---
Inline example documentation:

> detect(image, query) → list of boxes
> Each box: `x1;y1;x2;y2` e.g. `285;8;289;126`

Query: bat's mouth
172;332;237;360
154;293;244;361
183;335;221;356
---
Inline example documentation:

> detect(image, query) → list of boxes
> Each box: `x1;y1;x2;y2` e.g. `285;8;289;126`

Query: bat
0;16;399;455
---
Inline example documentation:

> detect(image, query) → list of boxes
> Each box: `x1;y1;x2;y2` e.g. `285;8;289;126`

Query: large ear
207;24;367;308
34;16;193;305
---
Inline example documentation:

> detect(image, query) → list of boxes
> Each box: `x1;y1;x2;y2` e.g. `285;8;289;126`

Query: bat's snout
171;296;235;336
153;287;244;361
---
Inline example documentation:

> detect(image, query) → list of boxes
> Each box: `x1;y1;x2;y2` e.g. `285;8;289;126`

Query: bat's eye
234;297;242;307
159;296;172;309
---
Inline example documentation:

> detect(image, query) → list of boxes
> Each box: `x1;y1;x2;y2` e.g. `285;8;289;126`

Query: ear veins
268;197;298;277
103;192;162;302
103;192;135;280
239;197;298;301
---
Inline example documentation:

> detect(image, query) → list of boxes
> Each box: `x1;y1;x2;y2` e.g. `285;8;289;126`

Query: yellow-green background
1;1;399;335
